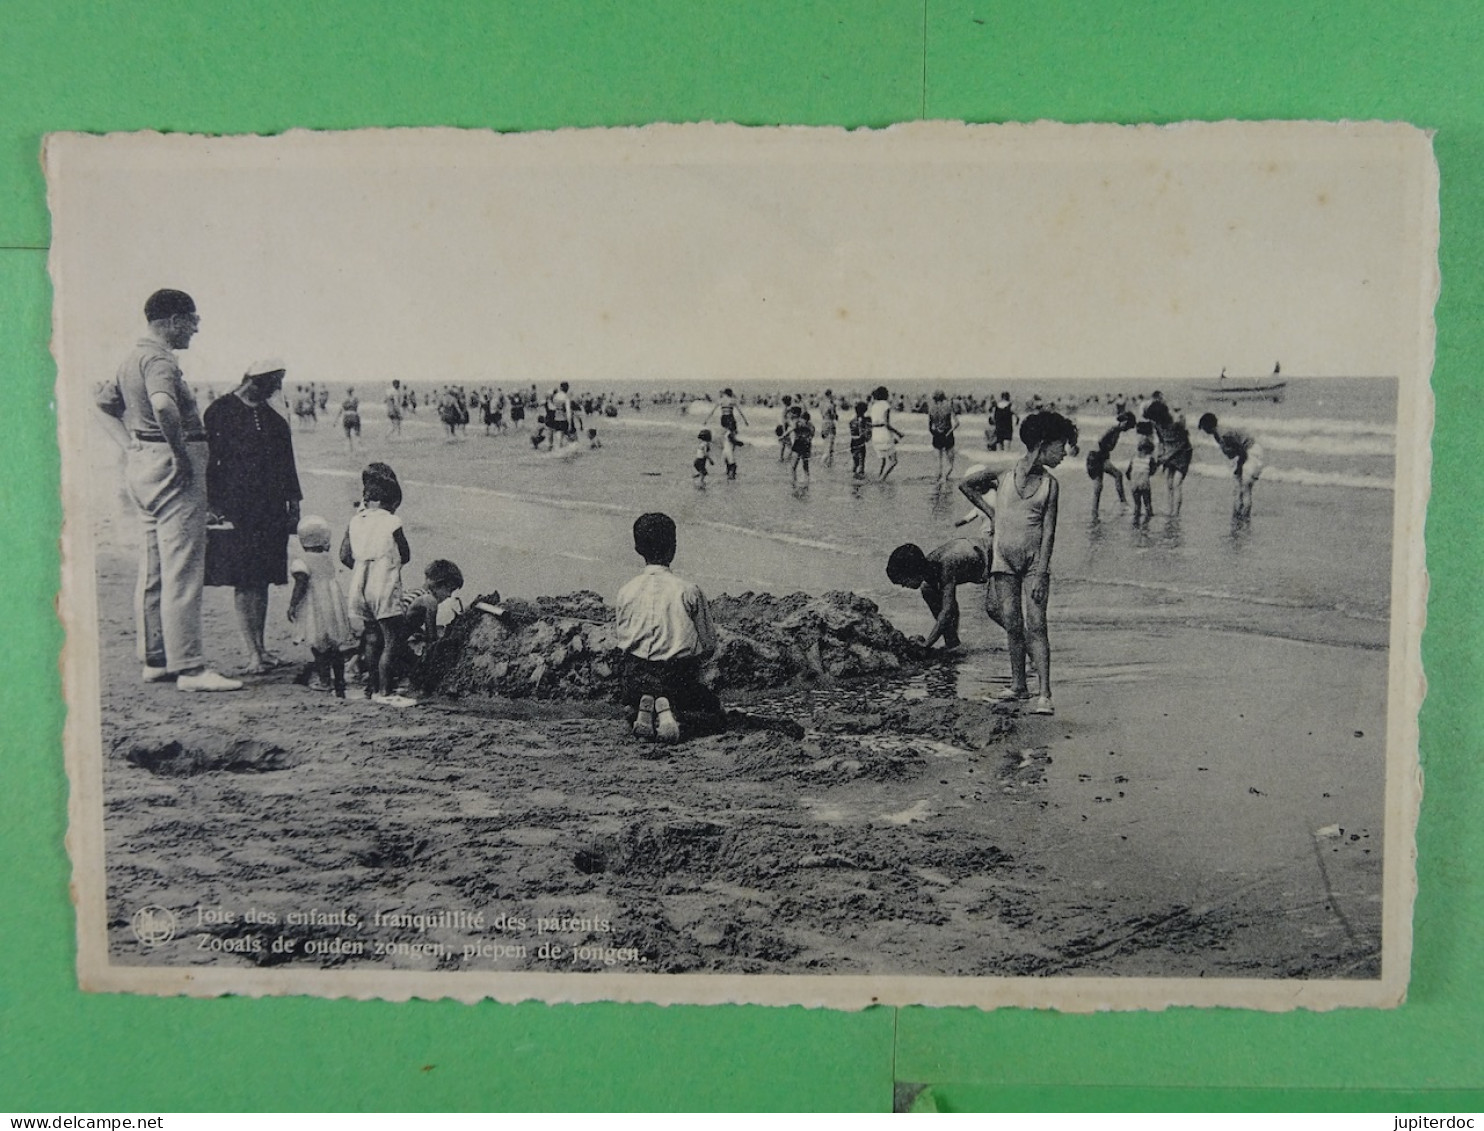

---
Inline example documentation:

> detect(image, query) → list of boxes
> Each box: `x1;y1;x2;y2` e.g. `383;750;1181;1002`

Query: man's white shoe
176;669;244;693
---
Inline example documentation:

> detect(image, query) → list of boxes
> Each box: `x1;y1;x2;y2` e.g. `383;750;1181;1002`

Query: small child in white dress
339;476;412;703
286;515;353;696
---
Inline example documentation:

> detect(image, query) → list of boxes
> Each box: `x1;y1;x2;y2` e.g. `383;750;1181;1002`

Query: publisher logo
131;905;177;946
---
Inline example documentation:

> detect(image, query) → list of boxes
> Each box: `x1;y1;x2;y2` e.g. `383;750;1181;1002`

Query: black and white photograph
51;121;1432;1009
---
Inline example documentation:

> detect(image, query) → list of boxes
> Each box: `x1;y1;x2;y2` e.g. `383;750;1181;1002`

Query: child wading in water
958;411;1079;716
341;472;413;705
790;410;815;485
693;429;714;486
287;515;354;696
1198;412;1264;521
1127;425;1158;523
848;400;870;479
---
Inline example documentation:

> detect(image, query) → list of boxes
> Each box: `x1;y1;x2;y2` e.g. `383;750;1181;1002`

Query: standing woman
867;385;903;481
204;359;302;672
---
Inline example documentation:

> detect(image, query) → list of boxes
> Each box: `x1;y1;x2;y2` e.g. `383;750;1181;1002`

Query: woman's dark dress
204;393;302;588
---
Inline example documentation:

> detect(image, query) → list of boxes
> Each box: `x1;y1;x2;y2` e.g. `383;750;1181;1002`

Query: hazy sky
47;122;1434;389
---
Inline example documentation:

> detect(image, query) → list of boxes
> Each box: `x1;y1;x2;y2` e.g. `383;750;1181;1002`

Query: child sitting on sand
958;411;1079;716
886;538;990;651
391;558;465;696
693;429;714;485
341;473;413;706
1198;412;1264;521
287;514;354;697
614;512;724;746
587;427;602;449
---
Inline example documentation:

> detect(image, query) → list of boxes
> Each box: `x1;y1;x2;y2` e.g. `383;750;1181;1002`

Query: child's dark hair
362;462;403;511
425;559;464;591
1019;410;1079;451
633;512;677;565
698;429;712;442
1117;411;1137;428
1198;412;1219;433
1143;399;1173;427
1135;420;1155;437
854;400;868;415
872;385;890;401
886;543;930;586
587;428;597;439
362;476;398;506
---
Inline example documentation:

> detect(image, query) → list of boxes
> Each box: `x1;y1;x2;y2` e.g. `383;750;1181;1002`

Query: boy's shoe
141;665;175;684
988;685;1031;702
371;693;418;707
177;669;244;693
654;697;680;744
1030;695;1055;716
632;695;656;740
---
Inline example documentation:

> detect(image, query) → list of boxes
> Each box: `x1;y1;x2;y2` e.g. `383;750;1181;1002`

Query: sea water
291;376;1398;663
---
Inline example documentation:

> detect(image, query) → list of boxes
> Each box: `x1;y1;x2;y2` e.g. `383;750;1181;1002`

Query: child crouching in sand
958;410;1078;716
886;538;989;651
391;558;466;696
287;515;354;696
614;512;724;746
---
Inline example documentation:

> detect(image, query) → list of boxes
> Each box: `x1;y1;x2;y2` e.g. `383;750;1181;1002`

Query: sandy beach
91;400;1386;980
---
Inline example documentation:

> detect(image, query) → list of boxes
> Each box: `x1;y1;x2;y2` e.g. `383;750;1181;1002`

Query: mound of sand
425;589;925;702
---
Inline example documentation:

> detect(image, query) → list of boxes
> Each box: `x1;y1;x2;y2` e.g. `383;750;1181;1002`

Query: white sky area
47;122;1431;390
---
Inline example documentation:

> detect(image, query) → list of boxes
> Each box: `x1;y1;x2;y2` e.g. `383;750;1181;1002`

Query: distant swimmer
1198;412;1264;521
1086;411;1136;519
926;389;959;483
867;386;903;481
959;411;1078;716
886;538;989;651
988;391;1017;451
848;400;871;479
704;387;749;437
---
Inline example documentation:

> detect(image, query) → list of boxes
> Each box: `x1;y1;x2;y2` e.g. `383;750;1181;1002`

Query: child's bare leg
1108;465;1126;503
1024;575;1052;700
1091;475;1104;517
991;573;1028;692
375;617;401;694
330;651;346;698
982;578;1008;631
362;623;384;697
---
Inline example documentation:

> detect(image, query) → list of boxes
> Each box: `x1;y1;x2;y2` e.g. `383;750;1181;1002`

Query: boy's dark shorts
931;430;955;451
620;654;723;724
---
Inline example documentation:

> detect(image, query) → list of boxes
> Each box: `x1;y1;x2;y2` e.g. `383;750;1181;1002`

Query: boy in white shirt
614;512;724;744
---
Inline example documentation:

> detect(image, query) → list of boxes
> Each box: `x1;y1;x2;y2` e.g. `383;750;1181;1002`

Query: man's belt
133;430;207;443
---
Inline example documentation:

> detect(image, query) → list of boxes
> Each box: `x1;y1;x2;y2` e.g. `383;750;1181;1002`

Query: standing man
94;289;241;691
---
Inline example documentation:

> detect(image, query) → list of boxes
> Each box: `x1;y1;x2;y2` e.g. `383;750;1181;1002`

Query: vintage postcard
50;121;1434;1009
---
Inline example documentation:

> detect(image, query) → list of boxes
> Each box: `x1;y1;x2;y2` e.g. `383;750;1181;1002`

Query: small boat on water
1194;365;1287;403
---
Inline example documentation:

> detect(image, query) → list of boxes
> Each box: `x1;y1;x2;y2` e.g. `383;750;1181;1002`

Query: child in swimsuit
1198;412;1264;521
886;538;990;651
958;410;1079;716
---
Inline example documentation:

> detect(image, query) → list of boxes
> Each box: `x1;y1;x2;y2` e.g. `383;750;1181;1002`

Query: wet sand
91;413;1384;979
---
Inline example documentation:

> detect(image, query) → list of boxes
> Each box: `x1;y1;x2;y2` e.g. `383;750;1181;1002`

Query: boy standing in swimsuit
958;411;1078;716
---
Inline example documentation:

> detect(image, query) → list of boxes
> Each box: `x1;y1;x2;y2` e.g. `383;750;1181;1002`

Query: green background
3;1;1479;1112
